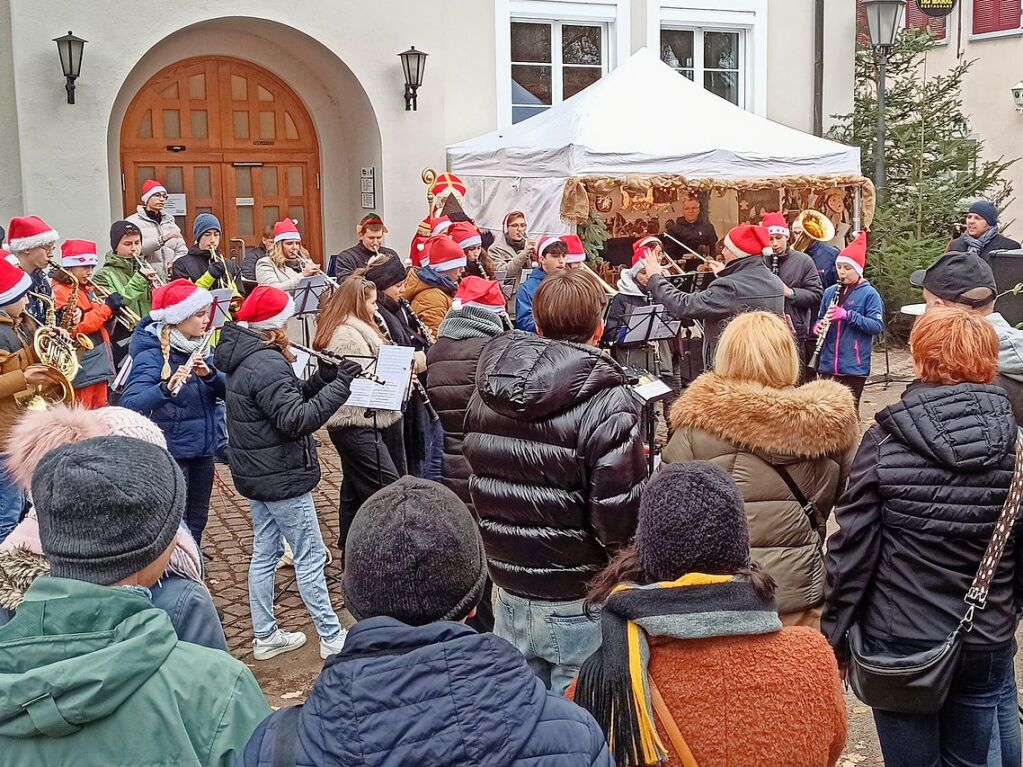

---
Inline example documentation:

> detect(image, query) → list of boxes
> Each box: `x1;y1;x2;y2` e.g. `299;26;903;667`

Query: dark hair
533;268;607;343
262;224;274;240
542;241;568;257
584;546;776;616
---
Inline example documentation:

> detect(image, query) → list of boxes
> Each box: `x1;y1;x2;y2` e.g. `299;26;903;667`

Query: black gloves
316;360;338;383
207;260;227;279
336;357;366;382
104;292;125;313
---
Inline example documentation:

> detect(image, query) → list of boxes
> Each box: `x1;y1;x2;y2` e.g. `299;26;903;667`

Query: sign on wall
361;167;376;210
164;194;187;216
916;0;957;18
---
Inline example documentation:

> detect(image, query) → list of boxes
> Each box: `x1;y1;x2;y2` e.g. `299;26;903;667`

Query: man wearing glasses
6;215;60;325
126;179;189;278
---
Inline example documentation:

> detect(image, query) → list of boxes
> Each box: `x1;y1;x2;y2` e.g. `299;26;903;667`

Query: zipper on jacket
854;340;861;367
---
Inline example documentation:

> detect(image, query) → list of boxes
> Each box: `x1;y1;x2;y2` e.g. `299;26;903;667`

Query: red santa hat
273;218;301;244
235;285;295;330
631;236;661;276
150;278;213;325
449;221;482;251
562;235;586;264
140;179;168;204
357;213;387;235
426;236;467;273
430;217;452;236
0;257;32;307
7;215;59;253
502;211;526;232
453;276;505;313
836;231;867;276
761;212;790;238
723;225;773;259
536;235;563;259
2;250;16;267
60;240;99;268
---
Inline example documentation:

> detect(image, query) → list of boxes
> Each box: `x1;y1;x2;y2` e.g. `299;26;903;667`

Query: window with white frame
660;27;745;106
511;20;608;123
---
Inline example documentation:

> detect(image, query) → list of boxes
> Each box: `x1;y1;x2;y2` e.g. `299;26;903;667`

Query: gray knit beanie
31;436;185;585
635;462;750;581
343;476;488;626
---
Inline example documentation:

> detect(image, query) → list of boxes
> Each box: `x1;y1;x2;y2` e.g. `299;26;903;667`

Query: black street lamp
864;0;905;199
53;31;87;105
399;46;428;111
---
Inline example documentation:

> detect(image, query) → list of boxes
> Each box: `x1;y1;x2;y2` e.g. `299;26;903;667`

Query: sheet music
208;288;235;330
292;275;328;315
291;346;311;379
343;345;416;412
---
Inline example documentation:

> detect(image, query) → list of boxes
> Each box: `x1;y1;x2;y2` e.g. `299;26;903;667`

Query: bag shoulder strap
649;678;700;767
965;431;1023;616
270;705;302;767
767;462;823;529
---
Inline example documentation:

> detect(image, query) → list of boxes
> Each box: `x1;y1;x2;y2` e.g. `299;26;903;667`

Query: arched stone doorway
120;55;323;261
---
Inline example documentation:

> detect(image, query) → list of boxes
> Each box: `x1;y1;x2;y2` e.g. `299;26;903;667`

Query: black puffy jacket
426;306;506;511
823;382;1022;659
463;331;646;601
213;322;353;502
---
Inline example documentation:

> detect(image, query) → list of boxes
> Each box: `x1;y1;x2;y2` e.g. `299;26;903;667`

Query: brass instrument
49;259;139;332
169;329;215;396
581;263;619;296
89;280;142;330
134;255;165;287
400;298;436;347
792;210;837;253
22;291;89;408
809;279;843;369
297;252;340;290
15;366;76;410
289;342;386;385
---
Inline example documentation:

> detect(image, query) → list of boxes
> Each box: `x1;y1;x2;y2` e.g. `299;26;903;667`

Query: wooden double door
121;57;322;263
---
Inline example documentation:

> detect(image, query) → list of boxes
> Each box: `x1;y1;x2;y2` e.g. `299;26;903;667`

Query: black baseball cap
909;252;997;308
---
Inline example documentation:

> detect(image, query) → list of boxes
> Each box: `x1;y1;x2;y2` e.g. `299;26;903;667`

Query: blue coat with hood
120;317;227;459
814;279;885;378
240;617;613;767
514;267;548;333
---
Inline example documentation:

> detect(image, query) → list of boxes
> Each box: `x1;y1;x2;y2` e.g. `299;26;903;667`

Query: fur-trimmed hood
669;373;860;460
0;546;48;611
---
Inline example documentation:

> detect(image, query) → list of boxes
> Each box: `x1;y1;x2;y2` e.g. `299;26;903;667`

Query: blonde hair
714;311;800;389
159;324;173;380
269;240;312;269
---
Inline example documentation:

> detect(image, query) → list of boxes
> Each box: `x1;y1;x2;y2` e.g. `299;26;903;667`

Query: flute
169;329;214;396
290;342;385;385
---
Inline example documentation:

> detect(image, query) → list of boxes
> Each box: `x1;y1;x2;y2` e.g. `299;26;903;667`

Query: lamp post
864;0;905;200
53;31;87;105
398;46;428;111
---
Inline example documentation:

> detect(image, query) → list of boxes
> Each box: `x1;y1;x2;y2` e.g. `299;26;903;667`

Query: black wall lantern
399;46;428;111
53;31;87;104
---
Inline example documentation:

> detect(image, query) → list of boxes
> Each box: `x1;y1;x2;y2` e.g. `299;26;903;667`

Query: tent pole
853;186;862;233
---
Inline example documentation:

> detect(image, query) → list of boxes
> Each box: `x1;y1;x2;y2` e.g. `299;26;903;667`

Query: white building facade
0;0;854;258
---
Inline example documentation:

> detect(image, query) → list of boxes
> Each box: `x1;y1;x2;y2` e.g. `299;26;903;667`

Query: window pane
563;25;602;65
237;206;254;237
193;166;211;198
287;206;305;228
231;74;247;100
511;65;552;105
174;216;186;234
162;109;181;139
164;167;184;194
263;206;280;229
286;166;303;197
513;105;548;123
661;29;695;70
511;22;551;63
190;110;208;138
259;111;276;139
235;167;253;197
563;66;602;99
705;31;739;71
284;112;299;140
262;166;279;196
137;110;153;139
233;111;250;139
136;166;155;192
188;73;206;100
257;85;273;102
160;82;178;99
705;71;739;104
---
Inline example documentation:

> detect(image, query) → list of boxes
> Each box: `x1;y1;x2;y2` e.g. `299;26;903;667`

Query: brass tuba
792;210;837;252
29;291;92;383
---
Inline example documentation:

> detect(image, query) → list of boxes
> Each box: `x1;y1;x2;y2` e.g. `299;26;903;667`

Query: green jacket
93;252;153;318
0;578;270;766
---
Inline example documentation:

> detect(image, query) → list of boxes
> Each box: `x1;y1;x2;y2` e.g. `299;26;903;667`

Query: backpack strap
270;705;303;767
767;462;823;530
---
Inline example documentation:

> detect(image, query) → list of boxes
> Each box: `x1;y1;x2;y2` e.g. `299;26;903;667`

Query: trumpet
134;255;165;287
289;342;386;385
581;262;619;296
298;253;340;289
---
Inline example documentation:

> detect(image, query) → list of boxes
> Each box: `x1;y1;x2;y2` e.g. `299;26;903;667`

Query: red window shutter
905;3;928;28
932;14;948;39
974;0;1022;34
856;0;870;47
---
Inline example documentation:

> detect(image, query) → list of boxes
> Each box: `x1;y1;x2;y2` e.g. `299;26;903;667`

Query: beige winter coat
322;316;401;430
126;205;189;272
662;373;860;615
255;257;304;292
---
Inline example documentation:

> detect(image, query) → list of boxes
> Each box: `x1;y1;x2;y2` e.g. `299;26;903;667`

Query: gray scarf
148;322;206;355
963;224;1000;257
437;305;506;340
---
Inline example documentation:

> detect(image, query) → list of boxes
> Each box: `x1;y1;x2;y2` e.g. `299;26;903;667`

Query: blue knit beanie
193;212;221;243
969;200;998;228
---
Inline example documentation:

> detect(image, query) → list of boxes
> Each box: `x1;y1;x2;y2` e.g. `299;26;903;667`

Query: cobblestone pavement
199;349;971;763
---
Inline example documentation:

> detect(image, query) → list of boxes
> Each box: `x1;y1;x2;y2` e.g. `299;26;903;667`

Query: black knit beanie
31;436;185;585
365;254;408;292
635;462;749;581
110;220;142;253
343;476;488;626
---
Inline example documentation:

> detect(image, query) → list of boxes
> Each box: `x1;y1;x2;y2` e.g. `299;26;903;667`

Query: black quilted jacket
463;331;646;601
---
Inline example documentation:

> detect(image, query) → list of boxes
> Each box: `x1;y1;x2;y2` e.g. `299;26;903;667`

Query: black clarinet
373;311;439;422
399;298;436;348
771;253;779;275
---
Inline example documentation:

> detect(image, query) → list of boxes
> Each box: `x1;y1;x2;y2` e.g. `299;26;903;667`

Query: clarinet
373;312;439;422
809;279;843;369
400;298;436;348
771;253;779;275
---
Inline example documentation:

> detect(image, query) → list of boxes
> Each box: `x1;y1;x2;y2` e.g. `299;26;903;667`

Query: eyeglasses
151;192;169;200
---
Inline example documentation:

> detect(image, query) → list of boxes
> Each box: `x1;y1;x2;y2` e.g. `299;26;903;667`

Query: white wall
0;1;24;227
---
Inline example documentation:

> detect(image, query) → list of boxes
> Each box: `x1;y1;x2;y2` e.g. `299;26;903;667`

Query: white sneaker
276;540;295;570
253;629;307;660
320;628;349;659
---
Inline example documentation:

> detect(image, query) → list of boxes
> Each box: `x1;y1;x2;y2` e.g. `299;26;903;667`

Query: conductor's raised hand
643;249;664;278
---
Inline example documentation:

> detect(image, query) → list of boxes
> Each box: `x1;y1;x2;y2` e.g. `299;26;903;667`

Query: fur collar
328;316;385;356
669;372;860;459
0;546;48;611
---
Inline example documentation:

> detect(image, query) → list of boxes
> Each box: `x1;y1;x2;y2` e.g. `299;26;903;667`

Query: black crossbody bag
846;432;1023;715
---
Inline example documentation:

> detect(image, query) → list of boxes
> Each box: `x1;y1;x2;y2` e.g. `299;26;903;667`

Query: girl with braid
120;279;226;546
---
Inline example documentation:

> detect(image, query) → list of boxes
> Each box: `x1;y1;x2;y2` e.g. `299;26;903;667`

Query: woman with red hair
823;305;1020;766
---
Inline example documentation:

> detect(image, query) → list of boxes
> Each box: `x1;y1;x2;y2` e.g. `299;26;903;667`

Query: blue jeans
0;456;25;544
494;588;601;695
247;492;341;642
986;665;1021;767
872;640;1014;767
417;417;443;483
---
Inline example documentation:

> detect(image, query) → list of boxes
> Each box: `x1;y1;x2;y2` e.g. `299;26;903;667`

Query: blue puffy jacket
241;617;613;767
514;268;548;333
814;279;885;378
805;241;839;289
119;318;226;459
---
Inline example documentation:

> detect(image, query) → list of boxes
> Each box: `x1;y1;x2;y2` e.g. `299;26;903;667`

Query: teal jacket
0;578;270;766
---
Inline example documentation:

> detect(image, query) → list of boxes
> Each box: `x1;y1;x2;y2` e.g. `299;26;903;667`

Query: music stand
290;276;328;375
662;271;716;293
621;306;676;475
208;289;234;331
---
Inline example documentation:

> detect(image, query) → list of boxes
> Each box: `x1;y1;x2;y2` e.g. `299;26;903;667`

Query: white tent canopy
447;47;861;235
